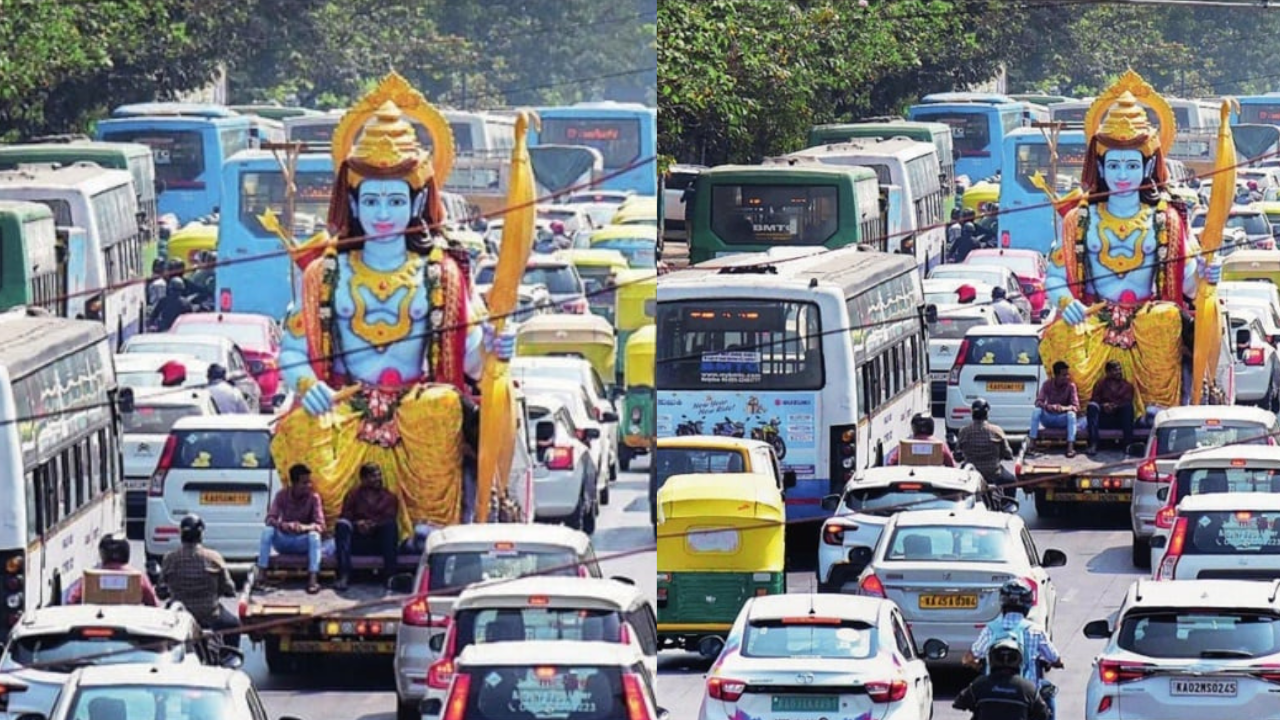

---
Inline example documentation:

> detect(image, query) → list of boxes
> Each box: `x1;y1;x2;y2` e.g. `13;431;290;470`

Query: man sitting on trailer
1028;361;1081;458
334;463;400;591
1086;360;1136;454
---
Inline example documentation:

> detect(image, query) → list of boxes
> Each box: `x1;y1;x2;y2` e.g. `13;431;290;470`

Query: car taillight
148;435;178;496
867;679;909;703
1001;230;1011;248
1157;517;1188;580
860;573;886;598
1252;664;1280;684
948;339;970;385
622;673;649;720
822;523;845;546
1245;348;1267;366
440;672;471;720
706;676;745;702
1136;457;1169;483
828;425;857;495
401;572;446;627
1099;659;1152;684
546;447;574;470
219;289;231;312
427;658;454;689
1155;505;1176;529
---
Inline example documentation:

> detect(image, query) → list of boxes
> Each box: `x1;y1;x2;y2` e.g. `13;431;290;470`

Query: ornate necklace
1095;203;1153;276
348;250;424;349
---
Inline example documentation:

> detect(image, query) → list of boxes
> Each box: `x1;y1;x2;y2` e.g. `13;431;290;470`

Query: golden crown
1096;91;1160;154
345;102;433;189
331;72;455;189
1084;70;1175;157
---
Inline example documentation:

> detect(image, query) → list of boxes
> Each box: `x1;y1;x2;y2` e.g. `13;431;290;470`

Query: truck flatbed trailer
1014;426;1148;517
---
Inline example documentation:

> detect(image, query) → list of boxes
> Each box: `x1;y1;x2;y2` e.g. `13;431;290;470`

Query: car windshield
1119;611;1280;659
66;686;234;720
884;525;1010;562
426;549;582;596
743;618;877;659
962;334;1041;365
1218;284;1277;305
171;322;266;351
929;316;989;339
653;448;750;492
126;342;221;365
523;266;583;295
6;630;184;671
454;608;623;650
1155;422;1270;455
1180;510;1280;555
843;483;974;515
966;254;1038;277
170;430;274;469
457;664;628;720
123;405;204;434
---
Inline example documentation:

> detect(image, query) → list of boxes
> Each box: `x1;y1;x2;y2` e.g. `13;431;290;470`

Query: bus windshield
1240;105;1280;125
99;130;204;187
540;118;641;169
709;184;840;246
1014;143;1086;192
917;113;990;156
238;171;332;238
656;299;824;390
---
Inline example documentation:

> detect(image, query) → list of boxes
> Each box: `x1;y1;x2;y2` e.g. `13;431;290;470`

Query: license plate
771;695;838;713
124;478;148;491
919;594;978;609
278;638;395;654
200;491;251;506
986;381;1025;392
1171;679;1237;697
1045;491;1131;502
930;372;948;382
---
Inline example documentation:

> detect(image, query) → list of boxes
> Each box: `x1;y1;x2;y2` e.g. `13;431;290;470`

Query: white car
114;352;210;390
526;394;603;533
923;277;1000;310
817;466;994;592
563;200;623;230
927;263;1031;321
1153;492;1280;581
1192;205;1275;250
855;508;1067;667
537;203;596;236
1228;311;1280;408
1218;281;1280;337
926;304;1001;416
1084;579;1280;720
122;387;219;539
39;664;294;720
698;593;946;720
1227;298;1280;345
565;189;635;207
522;377;609;494
943;324;1046;437
511;356;621;480
122;333;261;410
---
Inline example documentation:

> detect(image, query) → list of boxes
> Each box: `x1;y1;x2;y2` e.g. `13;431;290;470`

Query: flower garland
1153;198;1171;303
352;385;405;447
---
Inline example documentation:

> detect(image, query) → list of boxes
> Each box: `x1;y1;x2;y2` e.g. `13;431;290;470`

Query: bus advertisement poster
656;390;818;479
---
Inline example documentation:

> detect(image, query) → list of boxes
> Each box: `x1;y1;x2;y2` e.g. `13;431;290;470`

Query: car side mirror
820;494;841;512
273;392;288;409
117;386;135;414
1150;535;1167;549
1126;442;1147;458
386;573;415;594
922;639;949;660
1083;619;1112;639
848;546;872;570
782;470;797;489
601;411;619;424
584;427;601;440
610;575;636;586
657;710;671;720
924;304;939;324
1041;549;1068;567
278;716;305;720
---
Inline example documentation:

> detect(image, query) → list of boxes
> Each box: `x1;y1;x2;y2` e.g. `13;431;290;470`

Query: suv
1193;206;1276;250
963;248;1050;319
122;333;261;411
1083;579;1280;720
1130;406;1279;568
944;324;1045;437
1154;493;1280;580
928;263;1032;321
926;305;1001;416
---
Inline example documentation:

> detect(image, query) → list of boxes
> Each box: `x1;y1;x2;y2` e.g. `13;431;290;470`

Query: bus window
101;130;205;189
1014;142;1086;193
709;185;839;246
928;114;991;157
238;171;332;238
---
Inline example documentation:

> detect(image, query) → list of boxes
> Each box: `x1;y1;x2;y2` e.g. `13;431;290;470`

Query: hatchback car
1219;281;1280;339
0;605;213;720
393;524;602;720
964;247;1049;318
114;353;210;391
1226;297;1280;348
525;393;603;532
856;508;1067;666
143;414;279;572
1084;579;1280;720
511;356;621;479
927;305;1001;416
699;593;946;720
170;312;283;411
40;664;295;720
122;333;261;410
122;387;219;539
1154;492;1280;581
928;263;1032;321
523;254;588;314
1229;311;1280;408
1130;406;1279;568
944;324;1046;437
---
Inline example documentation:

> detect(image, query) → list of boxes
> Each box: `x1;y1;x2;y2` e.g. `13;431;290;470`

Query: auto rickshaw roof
657;472;785;520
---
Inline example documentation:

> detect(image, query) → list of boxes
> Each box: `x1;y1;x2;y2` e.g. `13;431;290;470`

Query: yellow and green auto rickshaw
961;181;999;215
1222;249;1280;286
610;196;659;228
514;312;617;382
656;472;786;657
166;222;218;268
589;224;659;269
562;248;630;324
613;268;657;385
620;324;655;471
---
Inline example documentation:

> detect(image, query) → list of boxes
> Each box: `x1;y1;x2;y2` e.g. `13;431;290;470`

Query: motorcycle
675;416;703;436
751;418;786;459
713;416;744;438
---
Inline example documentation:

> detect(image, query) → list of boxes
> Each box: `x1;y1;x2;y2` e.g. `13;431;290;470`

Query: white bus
0;163;147;350
1050;98;1219;132
444;110;516;157
778;137;947;275
0;309;126;640
655;246;929;526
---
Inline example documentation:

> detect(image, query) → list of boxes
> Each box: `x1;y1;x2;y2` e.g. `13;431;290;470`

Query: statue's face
356;179;413;238
1102;149;1144;196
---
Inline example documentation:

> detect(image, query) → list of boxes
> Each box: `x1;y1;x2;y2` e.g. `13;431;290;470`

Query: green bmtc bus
686;164;886;265
0;200;63;315
806;120;957;214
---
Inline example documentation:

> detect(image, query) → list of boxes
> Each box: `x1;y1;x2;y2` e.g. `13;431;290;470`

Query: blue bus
216;151;333;319
96;103;251;224
908;100;1027;182
531;102;656;195
1233;94;1280;126
997;128;1087;254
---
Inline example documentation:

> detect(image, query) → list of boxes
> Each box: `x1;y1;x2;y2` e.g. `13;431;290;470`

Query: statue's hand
1062;300;1088;326
483;322;516;361
301;381;336;416
1200;259;1222;285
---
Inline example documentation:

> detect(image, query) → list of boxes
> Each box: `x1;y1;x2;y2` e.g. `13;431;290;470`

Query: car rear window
963;335;1040;365
1119;611;1280;659
967;254;1038;278
475;265;496;285
171;321;267;351
455;608;623;651
885;526;1010;562
929;316;989;340
170;430;275;469
6;629;185;671
1181;510;1280;555
653;448;749;492
523;265;583;294
458;664;628;720
843;483;975;515
1173;466;1280;505
124;405;204;435
66;686;229;720
1155;422;1270;455
743;618;876;659
127;342;221;365
427;549;582;597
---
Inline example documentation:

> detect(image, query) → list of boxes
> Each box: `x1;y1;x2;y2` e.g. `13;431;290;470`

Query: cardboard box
82;569;143;605
899;439;945;466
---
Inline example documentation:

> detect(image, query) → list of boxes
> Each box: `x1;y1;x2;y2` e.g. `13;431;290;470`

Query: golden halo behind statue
1084;69;1176;156
330;71;455;186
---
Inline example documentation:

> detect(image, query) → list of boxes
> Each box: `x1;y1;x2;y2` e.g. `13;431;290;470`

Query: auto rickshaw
166;222;217;267
562;248;629;324
589;224;658;269
1222;249;1280;286
620;324;655;471
613;268;657;385
656;472;786;658
514;313;617;382
961;181;999;215
610;196;659;228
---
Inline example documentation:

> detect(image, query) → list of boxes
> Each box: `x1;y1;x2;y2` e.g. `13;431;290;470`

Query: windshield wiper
1199;649;1254;659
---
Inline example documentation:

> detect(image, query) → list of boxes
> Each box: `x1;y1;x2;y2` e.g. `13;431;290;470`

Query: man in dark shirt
258;464;326;594
1087;360;1136;454
160;515;239;649
953;638;1048;720
956;398;1015;487
150;277;192;332
334;463;400;590
1029;361;1080;458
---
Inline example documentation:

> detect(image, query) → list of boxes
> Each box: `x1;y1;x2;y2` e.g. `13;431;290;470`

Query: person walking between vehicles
951;212;977;263
953;638;1049;720
1028;361;1080;458
150;277;192;332
956;398;1015;487
206;364;251;414
69;533;159;606
258;464;325;594
160;515;240;649
1087;360;1136;454
964;579;1063;719
991;287;1023;324
886;413;956;467
334;463;400;590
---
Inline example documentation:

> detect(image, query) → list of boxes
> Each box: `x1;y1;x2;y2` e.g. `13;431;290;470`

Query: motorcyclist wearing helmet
160;515;239;648
150;276;193;332
886;413;956;467
953;638;1048;720
965;579;1063;717
68;532;159;605
956;398;1015;487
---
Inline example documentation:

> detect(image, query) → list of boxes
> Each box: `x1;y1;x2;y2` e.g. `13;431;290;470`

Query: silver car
121;333;261;411
39;664;288;720
526;393;603;531
511;356;621;481
926;304;1001;416
121;387;219;539
1229;312;1280;407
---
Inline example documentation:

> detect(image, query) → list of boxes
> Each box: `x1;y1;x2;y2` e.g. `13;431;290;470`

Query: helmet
910;413;935;437
999;578;1035;614
207;363;227;382
179;514;205;544
98;532;131;565
988;637;1023;673
992;286;1007;300
550;220;566;234
167;277;185;294
971;398;990;421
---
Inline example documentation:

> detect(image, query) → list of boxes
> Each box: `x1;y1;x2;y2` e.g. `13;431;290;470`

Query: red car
169;312;283;412
964;248;1049;319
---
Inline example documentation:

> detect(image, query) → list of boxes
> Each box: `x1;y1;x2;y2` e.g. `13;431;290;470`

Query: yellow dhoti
271;383;465;541
1040;301;1183;417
